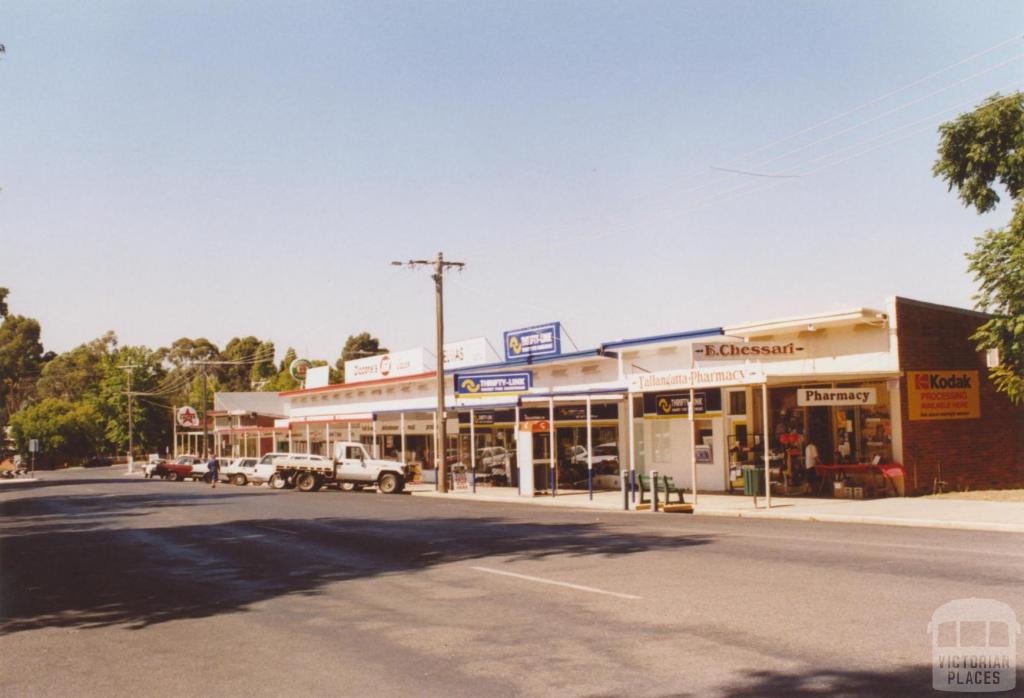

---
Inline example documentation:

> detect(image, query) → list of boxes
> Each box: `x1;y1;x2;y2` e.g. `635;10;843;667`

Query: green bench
637;473;687;505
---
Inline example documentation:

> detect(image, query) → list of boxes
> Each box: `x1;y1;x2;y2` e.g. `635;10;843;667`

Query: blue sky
2;1;1022;361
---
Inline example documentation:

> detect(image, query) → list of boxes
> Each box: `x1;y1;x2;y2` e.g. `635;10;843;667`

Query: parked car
83;455;112;468
189;457;231;482
222;457;258;485
153;455;202;481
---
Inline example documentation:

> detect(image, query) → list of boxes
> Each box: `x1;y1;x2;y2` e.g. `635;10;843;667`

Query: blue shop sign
456;371;533;396
503;322;562;360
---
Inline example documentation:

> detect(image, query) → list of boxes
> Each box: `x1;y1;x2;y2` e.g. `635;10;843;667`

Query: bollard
471;467;476;494
650;470;659;513
621;469;629;511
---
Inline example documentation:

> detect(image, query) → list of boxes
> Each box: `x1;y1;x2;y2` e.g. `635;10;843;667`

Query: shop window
651;421;672;463
728;391;747;416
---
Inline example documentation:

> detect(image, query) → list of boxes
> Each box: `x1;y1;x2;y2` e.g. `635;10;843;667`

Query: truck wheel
296;472;318;492
378;472;403;494
269;473;288;490
233;474;247;486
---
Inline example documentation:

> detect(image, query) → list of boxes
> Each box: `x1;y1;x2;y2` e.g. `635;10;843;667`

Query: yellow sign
907;370;980;420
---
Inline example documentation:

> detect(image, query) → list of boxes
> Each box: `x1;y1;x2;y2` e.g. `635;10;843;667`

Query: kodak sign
907;370;980;421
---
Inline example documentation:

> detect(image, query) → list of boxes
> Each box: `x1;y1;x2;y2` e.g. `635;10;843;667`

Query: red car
153;455;202;482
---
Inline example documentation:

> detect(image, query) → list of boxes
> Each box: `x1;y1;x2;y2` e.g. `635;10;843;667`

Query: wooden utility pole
391;252;465;492
120;363;138;472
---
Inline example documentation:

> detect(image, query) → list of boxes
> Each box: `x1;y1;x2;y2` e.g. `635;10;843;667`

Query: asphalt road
1;468;1022;697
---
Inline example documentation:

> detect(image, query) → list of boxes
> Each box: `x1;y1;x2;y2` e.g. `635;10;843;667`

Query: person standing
207;455;219;489
803;441;819;488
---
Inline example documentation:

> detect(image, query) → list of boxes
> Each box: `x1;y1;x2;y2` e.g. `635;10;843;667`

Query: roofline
445;348;606;374
280;371;437;396
599;327;723;351
894;296;990;319
724;307;887;335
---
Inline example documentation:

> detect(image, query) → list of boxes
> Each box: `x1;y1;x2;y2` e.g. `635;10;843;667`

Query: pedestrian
207;455;219;488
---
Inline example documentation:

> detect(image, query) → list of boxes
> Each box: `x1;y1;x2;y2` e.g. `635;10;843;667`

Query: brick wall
896;297;1024;493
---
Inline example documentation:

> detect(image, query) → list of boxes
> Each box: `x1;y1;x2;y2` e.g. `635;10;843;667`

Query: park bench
637;473;687;505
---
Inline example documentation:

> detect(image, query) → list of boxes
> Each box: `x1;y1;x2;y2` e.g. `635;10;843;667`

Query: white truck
269;441;407;494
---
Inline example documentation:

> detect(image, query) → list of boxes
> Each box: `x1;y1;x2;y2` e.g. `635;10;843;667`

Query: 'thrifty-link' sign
504;322;562;360
456;372;533;396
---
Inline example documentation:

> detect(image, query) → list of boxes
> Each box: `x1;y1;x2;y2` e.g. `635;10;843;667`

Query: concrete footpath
408;484;1024;533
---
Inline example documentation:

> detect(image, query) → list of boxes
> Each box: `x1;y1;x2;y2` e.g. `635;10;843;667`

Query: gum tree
933;91;1024;404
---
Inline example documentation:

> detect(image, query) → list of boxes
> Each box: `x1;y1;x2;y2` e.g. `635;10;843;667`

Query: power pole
392;252;465;493
120;364;138;473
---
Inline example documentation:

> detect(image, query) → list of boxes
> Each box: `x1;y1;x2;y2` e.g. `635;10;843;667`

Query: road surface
1;468;1021;696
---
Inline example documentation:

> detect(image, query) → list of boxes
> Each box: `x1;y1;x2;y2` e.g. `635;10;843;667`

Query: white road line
471;566;642;600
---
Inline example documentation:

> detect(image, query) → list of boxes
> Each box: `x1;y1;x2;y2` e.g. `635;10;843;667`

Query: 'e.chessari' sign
456;371;533;396
504;322;561;360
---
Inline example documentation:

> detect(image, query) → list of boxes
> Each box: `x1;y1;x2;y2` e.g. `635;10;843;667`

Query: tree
36;332;117;402
8;398;104;466
261;347;301;392
0;314;44;425
334;333;388;382
219;336;275;391
934;91;1024;404
92;345;170;456
0;287;8;318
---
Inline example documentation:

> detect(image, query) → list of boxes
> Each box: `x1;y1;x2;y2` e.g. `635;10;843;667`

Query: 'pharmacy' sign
797;387;877;406
629;364;765;392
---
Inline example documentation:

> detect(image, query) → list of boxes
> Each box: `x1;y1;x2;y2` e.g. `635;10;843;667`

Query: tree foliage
934;91;1024;404
0;287;8;318
0;311;44;425
36;332;117;402
8;399;104;466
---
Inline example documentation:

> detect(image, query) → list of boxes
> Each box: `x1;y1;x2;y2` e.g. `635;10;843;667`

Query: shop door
695;419;727;492
807;407;833;464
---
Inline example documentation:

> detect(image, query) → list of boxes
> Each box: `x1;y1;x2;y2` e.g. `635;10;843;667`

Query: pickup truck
269;441;407;494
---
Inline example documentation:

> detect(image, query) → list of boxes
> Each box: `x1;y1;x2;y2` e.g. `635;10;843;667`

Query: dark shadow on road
709;665;1024;698
0;491;713;635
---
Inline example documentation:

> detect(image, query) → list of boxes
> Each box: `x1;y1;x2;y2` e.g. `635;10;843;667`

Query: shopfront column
372;420;378;458
288;430;293;454
689;388;698;505
762;382;771;509
325;423;330;460
586;395;593;500
470;409;476;493
628;393;636;503
305;423;311;455
400;413;407;465
548;398;555;497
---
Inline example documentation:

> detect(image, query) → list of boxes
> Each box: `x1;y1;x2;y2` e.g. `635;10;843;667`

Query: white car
188;457;230;482
222;457;258;485
243;453;329;486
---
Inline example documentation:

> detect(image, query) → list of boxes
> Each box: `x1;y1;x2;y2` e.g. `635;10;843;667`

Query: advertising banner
693;341;806;361
503;322;562;360
304;365;331;389
629;364;765;393
456;371;533;396
907;370;980;420
796;387;877;406
443;337;494;369
289;358;312;382
344;347;433;384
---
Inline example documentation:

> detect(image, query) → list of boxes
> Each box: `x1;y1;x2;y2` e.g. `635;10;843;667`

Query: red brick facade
896;297;1024;493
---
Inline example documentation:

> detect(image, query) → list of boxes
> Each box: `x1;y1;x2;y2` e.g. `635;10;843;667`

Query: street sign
28;439;39;453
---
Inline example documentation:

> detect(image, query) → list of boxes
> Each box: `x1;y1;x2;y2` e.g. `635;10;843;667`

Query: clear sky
2;1;1022;362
